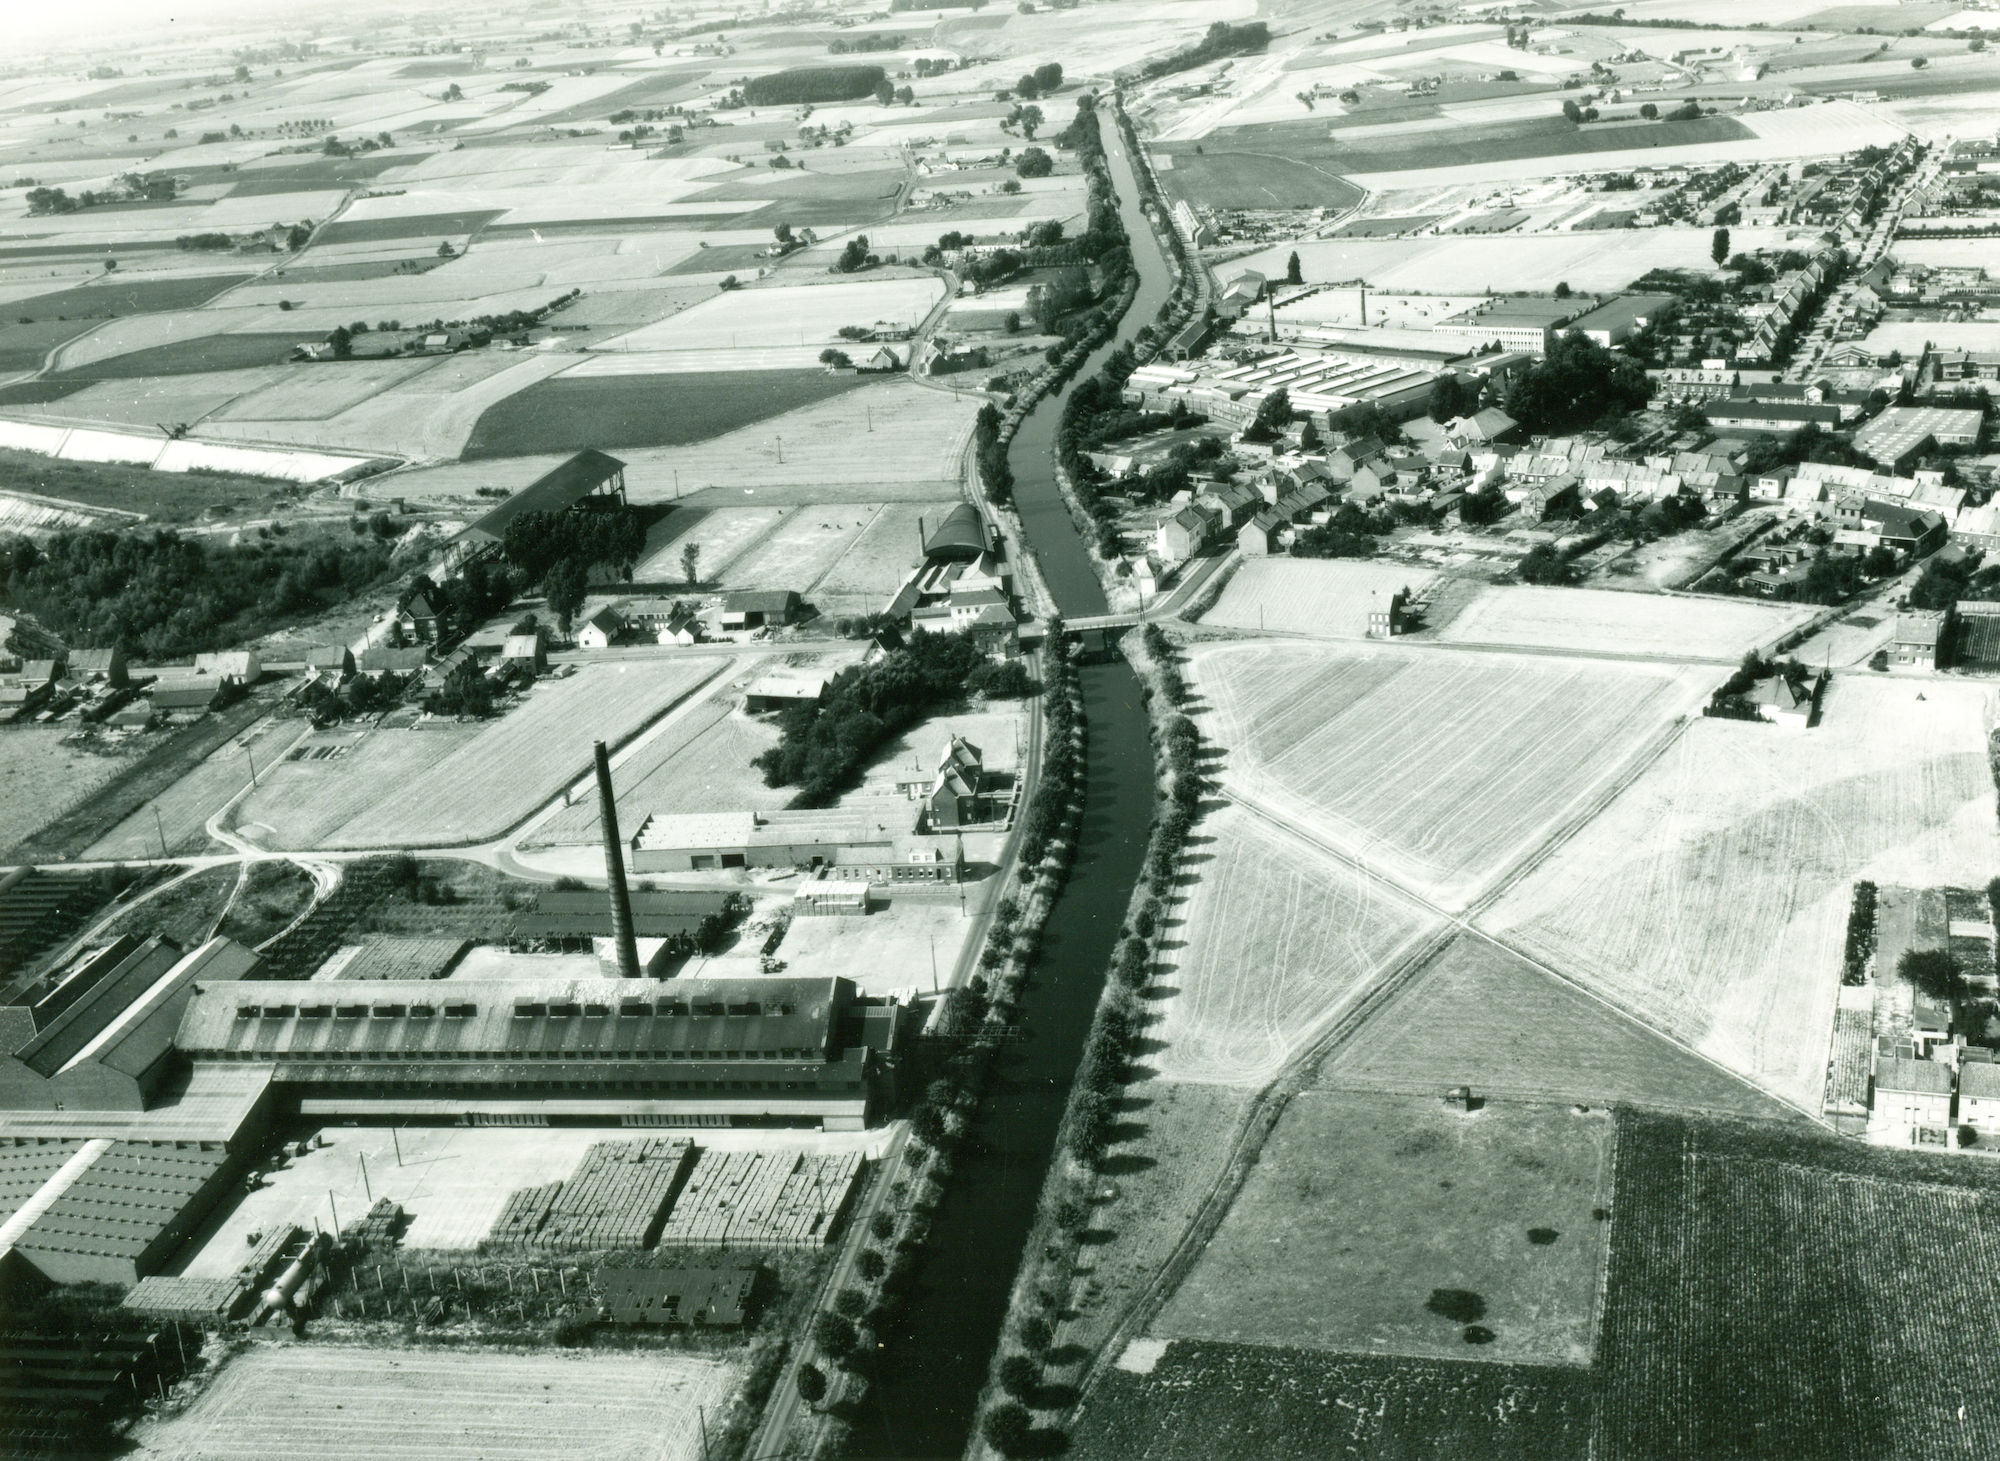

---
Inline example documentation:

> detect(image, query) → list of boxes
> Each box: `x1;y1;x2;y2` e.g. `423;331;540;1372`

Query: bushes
974;401;1014;504
742;65;885;105
1842;881;1877;986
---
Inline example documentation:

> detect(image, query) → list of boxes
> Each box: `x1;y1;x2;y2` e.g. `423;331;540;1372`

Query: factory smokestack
594;741;640;980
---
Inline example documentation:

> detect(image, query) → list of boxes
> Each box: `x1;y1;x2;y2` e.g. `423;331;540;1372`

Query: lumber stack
655;1150;863;1252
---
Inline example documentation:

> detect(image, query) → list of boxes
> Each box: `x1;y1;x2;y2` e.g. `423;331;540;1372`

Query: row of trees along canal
831;92;1187;1460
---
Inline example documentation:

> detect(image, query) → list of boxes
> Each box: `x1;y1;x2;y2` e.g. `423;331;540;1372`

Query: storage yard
130;1345;741;1461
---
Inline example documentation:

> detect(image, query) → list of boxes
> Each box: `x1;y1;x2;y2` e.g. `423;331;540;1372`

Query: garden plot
1193;640;1708;909
810;501;954;614
231;725;481;851
617;381;977;505
1154;1091;1615;1367
1200;559;1436;638
130;1344;739;1461
1150;806;1443;1087
1435;586;1808;660
1481;675;2000;1112
608;277;945;354
327;661;721;848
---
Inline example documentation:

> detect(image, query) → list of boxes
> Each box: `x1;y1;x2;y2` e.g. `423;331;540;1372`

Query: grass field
1199;559;1437;639
1594;1109;2000;1461
714;503;882;596
1071;1341;1591;1461
84;716;310;862
232;726;480;851
461;369;867;459
13;368;291;429
1156;1090;1614;1365
0;728;141;857
133;1344;740;1461
325;662;720;848
1193;641;1706;908
1318;934;1802;1121
211;358;438;421
1481;675;2000;1111
314;209;507;245
1150;806;1441;1086
807;501;951;612
1434;587;1810;659
54;332;326;380
0;447;307;522
10;273;250;322
0;319;94;373
637;508;789;585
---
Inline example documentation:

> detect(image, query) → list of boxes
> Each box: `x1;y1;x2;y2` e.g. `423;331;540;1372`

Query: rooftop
459;450;627;548
1876;1054;1952;1095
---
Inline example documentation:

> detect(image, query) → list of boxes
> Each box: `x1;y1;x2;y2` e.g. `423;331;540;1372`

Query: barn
447;450;629;569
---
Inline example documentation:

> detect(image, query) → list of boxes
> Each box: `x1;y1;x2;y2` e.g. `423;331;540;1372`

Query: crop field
1318;935;1801;1121
609;277;946;353
462;369;867;459
1481;676;2000;1111
210;359;439;421
617;382;978;506
0;319;94;374
314;209;508;246
8;273;251;322
13;369;292;429
1156;1090;1615;1366
1435;586;1809;660
1199;558;1437;639
232;726;481;851
132;1344;740;1461
1192;641;1707;908
326;661;721;848
55;332;326;380
1593;1110;2000;1461
1150;806;1442;1086
522;674;788;849
637;508;790;586
1071;1341;1591;1461
0;728;140;856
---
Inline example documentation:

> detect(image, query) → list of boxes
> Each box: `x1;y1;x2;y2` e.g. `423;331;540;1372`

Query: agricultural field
1071;1342;1591;1461
1482;676;2000;1110
0;728;143;858
231;726;480;851
807;501;955;615
324;661;722;849
1593;1110;2000;1461
1198;558;1437;639
1148;806;1442;1086
637;507;790;586
713;503;885;598
131;1344;741;1461
1434;587;1809;660
461;368;867;459
1318;935;1802;1122
1155;1090;1615;1366
1191;641;1708;908
521;668;789;849
609;277;946;354
83;716;311;862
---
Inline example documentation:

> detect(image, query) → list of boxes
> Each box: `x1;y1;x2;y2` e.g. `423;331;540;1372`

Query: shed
793;880;871;917
575;608;622;651
720;590;802;631
66;648;127;687
922;504;987;563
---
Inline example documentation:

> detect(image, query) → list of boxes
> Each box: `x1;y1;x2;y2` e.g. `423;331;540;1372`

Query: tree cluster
742;65;886;105
754;630;990;805
1503;330;1650;435
974;402;1014;504
499;506;648;586
1140;20;1270;79
0;530;391;659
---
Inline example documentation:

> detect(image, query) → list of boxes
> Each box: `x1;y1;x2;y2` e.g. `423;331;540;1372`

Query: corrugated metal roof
459;450;627;546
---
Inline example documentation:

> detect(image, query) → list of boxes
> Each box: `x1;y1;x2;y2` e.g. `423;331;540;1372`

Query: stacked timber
488;1183;562;1249
655;1150;863;1252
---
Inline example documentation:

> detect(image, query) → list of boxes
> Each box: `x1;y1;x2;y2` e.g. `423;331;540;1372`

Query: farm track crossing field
131;1344;740;1461
1156;1091;1615;1366
1318;935;1802;1121
1193;641;1707;908
326;662;721;848
1071;1341;1591;1461
1433;586;1809;660
461;369;867;459
1199;558;1437;639
1480;675;2000;1110
1150;806;1441;1086
1594;1110;2000;1461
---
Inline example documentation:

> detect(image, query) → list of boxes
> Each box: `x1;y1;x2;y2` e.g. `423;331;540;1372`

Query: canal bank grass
1153;1090;1615;1369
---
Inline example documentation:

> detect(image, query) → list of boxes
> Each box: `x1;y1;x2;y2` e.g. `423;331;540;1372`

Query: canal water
846;111;1176;1459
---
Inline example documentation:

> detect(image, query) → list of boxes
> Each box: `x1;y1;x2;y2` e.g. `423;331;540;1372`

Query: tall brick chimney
594;740;640;980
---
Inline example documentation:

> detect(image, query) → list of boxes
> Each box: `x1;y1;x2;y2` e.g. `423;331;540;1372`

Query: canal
846;107;1177;1459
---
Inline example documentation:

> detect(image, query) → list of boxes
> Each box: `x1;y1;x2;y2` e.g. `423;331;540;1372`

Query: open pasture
1156;1090;1615;1367
1151;806;1441;1087
617;381;977;506
1200;558;1436;639
209;358;439;421
1193;641;1707;909
461;368;867;460
1319;934;1800;1121
608;277;945;353
132;1344;740;1461
9;369;291;429
716;504;882;597
53;330;321;380
233;726;479;851
1595;1109;2000;1461
325;661;721;848
1435;586;1809;660
1480;676;2000;1111
638;507;788;585
0;728;140;857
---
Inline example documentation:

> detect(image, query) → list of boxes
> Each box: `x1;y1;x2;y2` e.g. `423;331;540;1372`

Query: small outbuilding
721;590;802;632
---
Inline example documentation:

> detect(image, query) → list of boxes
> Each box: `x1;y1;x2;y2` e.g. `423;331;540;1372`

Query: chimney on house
594;740;640;980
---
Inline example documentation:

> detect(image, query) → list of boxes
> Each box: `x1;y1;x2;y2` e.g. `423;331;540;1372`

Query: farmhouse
720;590;801;631
173;974;902;1131
1870;1054;1953;1143
396;592;439;643
1831;499;1947;558
1747;670;1823;728
1958;1060;2000;1142
449;450;629;568
65;648;126;687
192;650;259;686
927;736;990;830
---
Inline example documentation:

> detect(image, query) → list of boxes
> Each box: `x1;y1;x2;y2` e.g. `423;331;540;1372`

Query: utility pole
245;744;258;788
359;1152;371;1202
152;804;168;860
